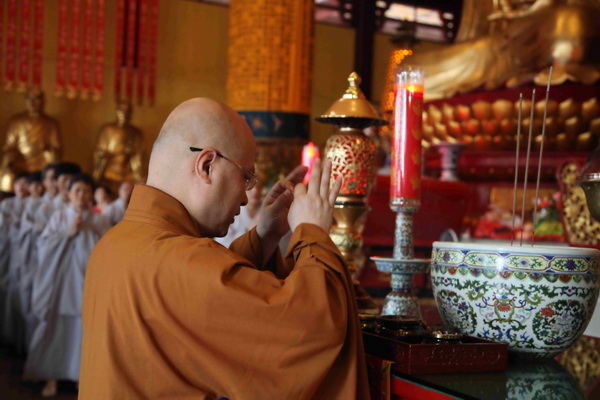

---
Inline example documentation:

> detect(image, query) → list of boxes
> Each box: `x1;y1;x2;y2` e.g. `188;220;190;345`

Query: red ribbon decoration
67;0;81;99
125;0;137;101
148;0;159;105
93;0;106;101
56;0;69;96
18;0;32;92
32;0;44;90
81;0;94;100
113;0;158;105
0;0;4;77
115;0;125;100
137;0;148;105
5;0;18;90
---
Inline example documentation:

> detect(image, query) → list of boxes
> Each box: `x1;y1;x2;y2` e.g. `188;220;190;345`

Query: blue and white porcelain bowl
431;241;600;358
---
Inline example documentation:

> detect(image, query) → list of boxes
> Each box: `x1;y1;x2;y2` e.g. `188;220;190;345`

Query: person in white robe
16;171;46;350
40;162;59;204
33;162;81;233
101;180;133;226
23;174;110;397
0;173;30;348
92;185;113;214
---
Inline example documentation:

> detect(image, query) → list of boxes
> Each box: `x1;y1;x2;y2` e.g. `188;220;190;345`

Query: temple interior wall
0;1;447;174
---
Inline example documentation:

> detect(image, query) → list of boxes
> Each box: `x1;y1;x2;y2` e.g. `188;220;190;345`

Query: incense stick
520;89;536;246
511;93;523;246
531;66;554;247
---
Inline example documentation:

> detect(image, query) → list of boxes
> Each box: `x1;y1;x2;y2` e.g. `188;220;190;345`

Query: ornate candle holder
317;72;388;314
372;67;430;318
433;141;466;182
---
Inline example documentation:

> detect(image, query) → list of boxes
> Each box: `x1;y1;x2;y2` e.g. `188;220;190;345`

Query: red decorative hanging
56;0;69;96
81;0;94;100
125;0;137;100
32;0;44;90
0;1;3;78
5;0;18;91
67;0;82;99
115;0;125;99
17;0;31;92
54;0;105;100
148;0;159;105
137;0;148;105
93;0;105;101
115;0;159;105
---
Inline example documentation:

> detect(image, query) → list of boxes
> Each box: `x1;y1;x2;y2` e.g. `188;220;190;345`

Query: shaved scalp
146;98;256;219
152;98;248;157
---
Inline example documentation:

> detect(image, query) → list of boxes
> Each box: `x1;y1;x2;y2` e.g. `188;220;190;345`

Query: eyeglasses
189;147;258;191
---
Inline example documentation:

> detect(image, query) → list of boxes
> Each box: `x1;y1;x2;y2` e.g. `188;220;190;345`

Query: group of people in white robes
0;162;132;397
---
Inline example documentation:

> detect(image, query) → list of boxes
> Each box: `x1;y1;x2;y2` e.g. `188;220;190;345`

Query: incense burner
431;241;600;358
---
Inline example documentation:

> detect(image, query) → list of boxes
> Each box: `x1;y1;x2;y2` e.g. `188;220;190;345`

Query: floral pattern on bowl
431;241;600;358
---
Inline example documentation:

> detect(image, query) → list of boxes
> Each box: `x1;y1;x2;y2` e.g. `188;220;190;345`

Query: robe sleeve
31;211;71;319
18;202;37;267
229;226;293;278
151;223;357;399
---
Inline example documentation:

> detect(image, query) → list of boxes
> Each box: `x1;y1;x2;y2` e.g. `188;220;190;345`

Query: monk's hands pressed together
288;159;342;233
256;165;308;244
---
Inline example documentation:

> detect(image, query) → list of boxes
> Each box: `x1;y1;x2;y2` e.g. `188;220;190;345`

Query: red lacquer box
362;331;507;375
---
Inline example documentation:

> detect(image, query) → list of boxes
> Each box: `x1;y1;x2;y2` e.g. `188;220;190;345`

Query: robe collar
125;184;201;238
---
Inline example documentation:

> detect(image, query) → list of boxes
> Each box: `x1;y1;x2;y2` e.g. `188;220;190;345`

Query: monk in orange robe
79;98;370;399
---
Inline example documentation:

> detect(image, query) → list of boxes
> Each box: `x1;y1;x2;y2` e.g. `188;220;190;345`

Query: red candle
391;68;424;211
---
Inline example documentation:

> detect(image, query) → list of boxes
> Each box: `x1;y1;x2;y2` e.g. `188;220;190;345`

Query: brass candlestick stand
317;72;388;314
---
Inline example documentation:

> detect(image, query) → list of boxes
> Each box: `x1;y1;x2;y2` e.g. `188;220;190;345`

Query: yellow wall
0;0;403;173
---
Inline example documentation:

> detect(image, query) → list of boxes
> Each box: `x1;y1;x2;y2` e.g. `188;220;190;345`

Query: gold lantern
317;72;388;314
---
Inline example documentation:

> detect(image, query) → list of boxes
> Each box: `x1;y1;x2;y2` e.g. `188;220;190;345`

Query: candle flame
302;142;320;185
405;84;424;93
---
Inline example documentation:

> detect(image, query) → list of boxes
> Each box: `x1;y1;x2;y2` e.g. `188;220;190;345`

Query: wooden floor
0;346;77;399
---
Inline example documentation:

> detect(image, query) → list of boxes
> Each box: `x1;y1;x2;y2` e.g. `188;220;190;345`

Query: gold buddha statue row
0;91;145;193
423;97;599;152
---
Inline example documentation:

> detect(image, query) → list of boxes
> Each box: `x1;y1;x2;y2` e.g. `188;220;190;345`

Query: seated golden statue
92;101;145;192
409;0;600;100
0;91;61;192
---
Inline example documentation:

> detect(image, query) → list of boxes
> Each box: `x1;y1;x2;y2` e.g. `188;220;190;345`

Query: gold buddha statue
92;101;145;192
409;0;600;100
0;91;62;192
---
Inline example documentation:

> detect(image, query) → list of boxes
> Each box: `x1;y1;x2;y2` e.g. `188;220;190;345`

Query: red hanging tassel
115;0;125;100
18;0;32;92
5;0;18;90
125;0;137;102
81;0;94;100
67;0;81;99
32;0;44;91
148;0;159;105
0;0;4;75
137;0;148;105
56;0;69;96
93;0;105;101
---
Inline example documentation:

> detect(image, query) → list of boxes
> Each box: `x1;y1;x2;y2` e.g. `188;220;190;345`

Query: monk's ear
194;149;217;184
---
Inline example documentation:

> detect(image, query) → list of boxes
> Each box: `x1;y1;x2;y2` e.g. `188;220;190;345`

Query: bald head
146;98;257;236
148;98;255;187
152;98;251;156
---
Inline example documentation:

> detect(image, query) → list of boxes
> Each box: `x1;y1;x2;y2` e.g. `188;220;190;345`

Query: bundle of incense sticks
511;66;554;246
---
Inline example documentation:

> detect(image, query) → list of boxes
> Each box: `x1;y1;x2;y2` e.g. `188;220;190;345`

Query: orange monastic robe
79;185;370;400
